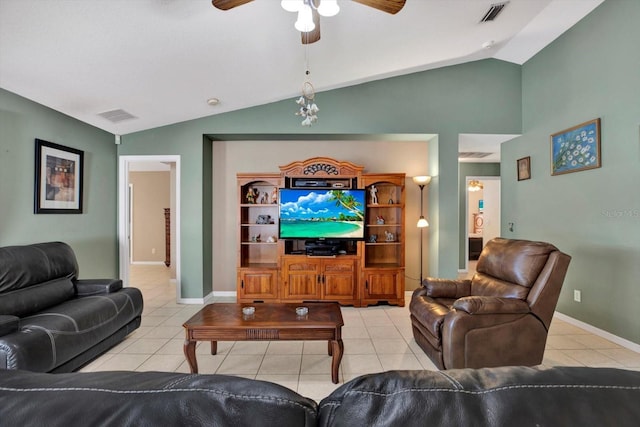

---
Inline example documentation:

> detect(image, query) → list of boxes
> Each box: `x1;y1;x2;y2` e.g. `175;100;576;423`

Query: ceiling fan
211;0;406;44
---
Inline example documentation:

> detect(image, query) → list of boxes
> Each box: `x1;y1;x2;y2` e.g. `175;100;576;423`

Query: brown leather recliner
410;238;571;370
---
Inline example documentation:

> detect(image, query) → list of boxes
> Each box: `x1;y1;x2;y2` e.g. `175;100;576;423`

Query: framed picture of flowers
550;118;601;175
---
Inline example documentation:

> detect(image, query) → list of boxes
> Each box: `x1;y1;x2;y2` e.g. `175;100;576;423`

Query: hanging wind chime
295;70;319;126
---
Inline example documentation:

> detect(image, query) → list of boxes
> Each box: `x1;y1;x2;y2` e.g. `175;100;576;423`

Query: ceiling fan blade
352;0;406;14
211;0;254;11
301;9;321;45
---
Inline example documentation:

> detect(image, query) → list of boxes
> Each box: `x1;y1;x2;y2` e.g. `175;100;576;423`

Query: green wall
2;0;637;346
120;59;522;299
0;88;118;278
458;162;501;269
502;0;640;344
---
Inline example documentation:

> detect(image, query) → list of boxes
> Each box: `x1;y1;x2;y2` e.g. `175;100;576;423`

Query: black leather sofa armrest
422;278;471;298
74;279;123;296
0;315;20;336
453;296;530;315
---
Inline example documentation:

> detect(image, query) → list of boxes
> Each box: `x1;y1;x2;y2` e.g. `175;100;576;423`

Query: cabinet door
363;269;404;302
282;259;322;300
238;269;278;301
322;259;358;301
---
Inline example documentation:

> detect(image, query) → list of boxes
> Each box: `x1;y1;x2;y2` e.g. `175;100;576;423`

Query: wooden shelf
365;262;402;268
365;242;402;245
241;241;278;245
241;262;278;269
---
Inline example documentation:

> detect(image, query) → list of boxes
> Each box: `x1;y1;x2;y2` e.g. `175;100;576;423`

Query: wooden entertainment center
237;157;405;307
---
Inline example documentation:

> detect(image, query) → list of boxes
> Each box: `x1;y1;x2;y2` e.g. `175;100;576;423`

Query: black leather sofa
0;242;143;372
1;366;638;426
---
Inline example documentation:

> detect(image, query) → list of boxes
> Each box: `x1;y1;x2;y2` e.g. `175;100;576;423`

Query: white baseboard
177;290;234;305
131;261;166;265
213;291;237;299
554;311;640;353
177;297;206;304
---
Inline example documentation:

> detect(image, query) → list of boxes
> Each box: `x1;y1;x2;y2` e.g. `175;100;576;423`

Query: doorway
118;155;181;301
464;176;500;271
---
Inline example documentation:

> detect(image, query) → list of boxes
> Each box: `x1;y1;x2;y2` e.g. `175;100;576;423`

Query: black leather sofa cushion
0;278;75;317
0;242;78;292
1;288;143;372
0;370;318;427
1;367;639;427
318;367;640;427
0;315;19;336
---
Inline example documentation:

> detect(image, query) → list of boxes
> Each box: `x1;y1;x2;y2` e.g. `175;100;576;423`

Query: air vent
98;109;138;123
480;1;509;22
459;152;494;159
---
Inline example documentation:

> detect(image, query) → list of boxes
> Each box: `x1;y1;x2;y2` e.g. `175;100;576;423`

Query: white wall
212;140;431;293
481;178;501;244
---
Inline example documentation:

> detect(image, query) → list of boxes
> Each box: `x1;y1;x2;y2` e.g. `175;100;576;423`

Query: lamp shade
417;216;429;228
412;175;431;186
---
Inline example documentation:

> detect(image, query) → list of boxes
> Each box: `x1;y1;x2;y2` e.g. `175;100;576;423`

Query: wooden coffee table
183;302;344;383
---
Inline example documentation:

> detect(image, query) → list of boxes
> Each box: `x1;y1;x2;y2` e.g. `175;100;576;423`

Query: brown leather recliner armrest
422;278;471;298
452;296;530;315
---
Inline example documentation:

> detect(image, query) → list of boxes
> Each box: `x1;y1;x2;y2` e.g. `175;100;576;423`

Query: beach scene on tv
279;189;365;239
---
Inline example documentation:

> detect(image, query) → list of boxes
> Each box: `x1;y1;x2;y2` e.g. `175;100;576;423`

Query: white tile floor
79;264;640;402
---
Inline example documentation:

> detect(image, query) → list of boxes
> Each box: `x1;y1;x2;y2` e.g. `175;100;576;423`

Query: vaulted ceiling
0;0;603;142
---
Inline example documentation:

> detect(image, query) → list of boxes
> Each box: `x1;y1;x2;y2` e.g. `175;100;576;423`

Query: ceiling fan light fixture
468;180;484;192
281;0;302;13
295;4;315;32
317;0;340;17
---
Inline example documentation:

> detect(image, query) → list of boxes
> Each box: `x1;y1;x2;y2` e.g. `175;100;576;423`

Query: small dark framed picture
517;156;531;181
34;139;84;214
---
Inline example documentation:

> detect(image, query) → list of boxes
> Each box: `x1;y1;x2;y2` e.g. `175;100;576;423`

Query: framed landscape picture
550;118;601;175
34;139;84;214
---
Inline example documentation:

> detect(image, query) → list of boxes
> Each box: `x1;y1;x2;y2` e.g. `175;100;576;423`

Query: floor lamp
413;175;431;285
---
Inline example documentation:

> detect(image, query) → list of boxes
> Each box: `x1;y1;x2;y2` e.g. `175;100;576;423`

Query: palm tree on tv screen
328;190;364;221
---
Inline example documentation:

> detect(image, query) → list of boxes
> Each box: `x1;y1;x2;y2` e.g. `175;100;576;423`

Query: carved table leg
211;341;218;355
183;339;198;373
330;339;344;384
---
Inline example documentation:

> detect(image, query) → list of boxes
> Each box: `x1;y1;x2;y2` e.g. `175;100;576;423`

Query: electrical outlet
573;290;581;303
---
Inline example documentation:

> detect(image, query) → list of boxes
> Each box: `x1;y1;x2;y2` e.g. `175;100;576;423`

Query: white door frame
118;155;181;301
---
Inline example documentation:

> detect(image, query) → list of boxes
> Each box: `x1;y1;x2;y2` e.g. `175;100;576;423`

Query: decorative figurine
369;234;378;243
370;185;378;204
385;230;395;242
256;215;271;224
246;186;256;204
260;192;269;204
376;216;385;225
271;187;278;204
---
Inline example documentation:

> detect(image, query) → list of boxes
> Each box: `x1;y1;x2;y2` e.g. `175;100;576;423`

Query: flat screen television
279;188;366;240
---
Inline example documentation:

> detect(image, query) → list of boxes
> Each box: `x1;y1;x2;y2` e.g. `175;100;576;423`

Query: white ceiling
0;0;603;161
